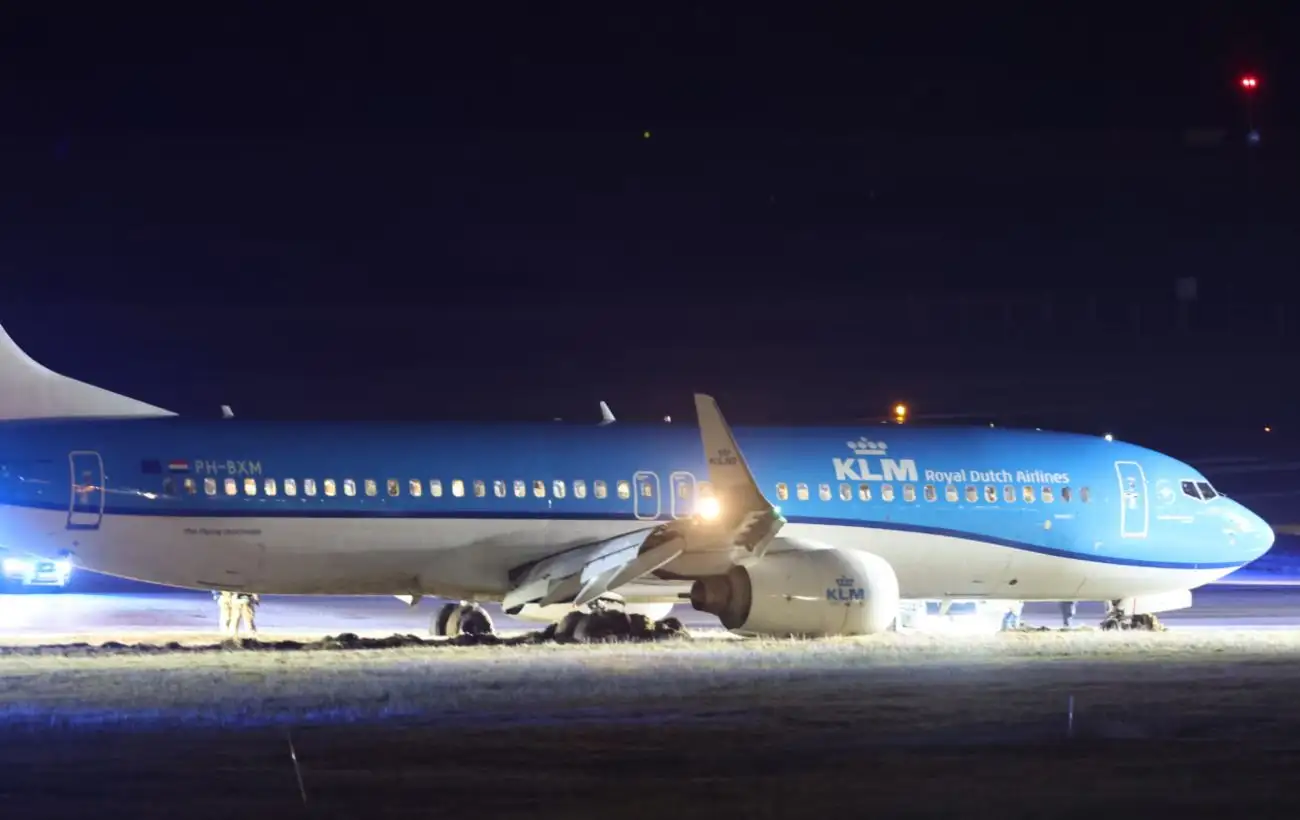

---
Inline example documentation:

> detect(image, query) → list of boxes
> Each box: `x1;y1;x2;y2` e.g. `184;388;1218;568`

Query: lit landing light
697;495;721;521
1104;433;1114;442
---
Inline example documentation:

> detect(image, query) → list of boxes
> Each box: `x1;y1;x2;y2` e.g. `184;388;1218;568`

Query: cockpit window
1181;480;1201;500
1196;481;1217;500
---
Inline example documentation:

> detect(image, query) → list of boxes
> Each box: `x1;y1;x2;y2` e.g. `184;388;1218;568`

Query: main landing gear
431;600;496;638
1099;599;1165;632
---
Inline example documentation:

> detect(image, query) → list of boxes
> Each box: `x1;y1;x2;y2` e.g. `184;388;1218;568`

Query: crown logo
836;576;855;587
847;437;887;456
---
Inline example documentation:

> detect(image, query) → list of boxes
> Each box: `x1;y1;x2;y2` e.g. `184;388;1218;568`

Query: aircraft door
1114;461;1148;539
68;451;105;530
633;471;661;521
670;471;697;519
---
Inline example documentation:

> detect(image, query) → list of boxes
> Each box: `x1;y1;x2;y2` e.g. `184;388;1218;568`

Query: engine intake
689;548;900;637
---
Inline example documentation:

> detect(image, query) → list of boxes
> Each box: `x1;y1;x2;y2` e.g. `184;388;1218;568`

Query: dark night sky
0;6;1296;443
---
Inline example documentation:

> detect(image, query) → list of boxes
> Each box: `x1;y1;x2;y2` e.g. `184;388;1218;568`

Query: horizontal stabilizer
0;323;175;420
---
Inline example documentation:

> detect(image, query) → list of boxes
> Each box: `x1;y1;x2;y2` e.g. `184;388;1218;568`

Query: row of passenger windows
168;476;649;500
774;482;1091;505
160;474;1086;506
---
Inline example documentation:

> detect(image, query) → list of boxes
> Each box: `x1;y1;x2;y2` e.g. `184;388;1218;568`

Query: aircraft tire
432;602;458;636
555;611;586;643
456;603;494;636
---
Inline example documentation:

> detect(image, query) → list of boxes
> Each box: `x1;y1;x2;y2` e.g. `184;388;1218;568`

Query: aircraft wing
502;394;785;611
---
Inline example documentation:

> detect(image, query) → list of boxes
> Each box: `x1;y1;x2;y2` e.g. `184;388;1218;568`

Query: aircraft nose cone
1232;502;1275;563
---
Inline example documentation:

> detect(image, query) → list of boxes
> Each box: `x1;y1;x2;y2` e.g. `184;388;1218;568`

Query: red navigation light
1240;75;1259;91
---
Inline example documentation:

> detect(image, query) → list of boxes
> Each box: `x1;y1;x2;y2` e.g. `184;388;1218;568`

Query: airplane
0;322;1275;638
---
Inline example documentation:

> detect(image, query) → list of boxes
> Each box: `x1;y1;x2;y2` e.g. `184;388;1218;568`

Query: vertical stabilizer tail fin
0;323;175;420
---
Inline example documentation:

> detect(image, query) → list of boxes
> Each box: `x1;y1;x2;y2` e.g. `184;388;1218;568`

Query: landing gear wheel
1099;608;1164;632
431;601;496;638
555;611;586;643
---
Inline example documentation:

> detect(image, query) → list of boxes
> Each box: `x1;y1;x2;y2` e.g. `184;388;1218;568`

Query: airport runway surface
1;582;1298;642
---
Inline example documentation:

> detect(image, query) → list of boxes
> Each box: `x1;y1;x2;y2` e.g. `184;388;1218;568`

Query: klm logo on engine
832;438;917;483
827;575;865;602
709;447;739;466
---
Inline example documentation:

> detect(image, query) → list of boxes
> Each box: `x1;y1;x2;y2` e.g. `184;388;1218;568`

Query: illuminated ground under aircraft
0;323;1273;637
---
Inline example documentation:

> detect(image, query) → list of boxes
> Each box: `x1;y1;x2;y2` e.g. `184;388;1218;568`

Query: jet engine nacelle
689;547;900;637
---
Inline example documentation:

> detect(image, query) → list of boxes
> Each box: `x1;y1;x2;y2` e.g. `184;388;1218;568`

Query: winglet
598;400;615;426
220;405;234;419
693;393;771;515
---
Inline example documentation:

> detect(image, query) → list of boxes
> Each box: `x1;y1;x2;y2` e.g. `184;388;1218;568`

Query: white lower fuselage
4;505;1235;602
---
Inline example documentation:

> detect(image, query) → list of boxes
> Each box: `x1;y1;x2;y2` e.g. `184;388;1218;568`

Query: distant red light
1240;75;1258;90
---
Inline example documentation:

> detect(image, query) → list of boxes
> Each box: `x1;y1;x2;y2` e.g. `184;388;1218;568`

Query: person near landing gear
213;589;235;637
1059;601;1077;628
233;592;260;639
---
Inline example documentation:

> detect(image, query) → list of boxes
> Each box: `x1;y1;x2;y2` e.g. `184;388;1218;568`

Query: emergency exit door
633;471;660;520
68;451;105;530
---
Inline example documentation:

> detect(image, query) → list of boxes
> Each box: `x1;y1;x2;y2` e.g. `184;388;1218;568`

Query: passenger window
1041;486;1054;503
923;484;937;502
1060;486;1071;502
284;478;297;497
796;483;809;501
881;483;895;502
204;477;217;496
553;480;566;499
858;483;872;501
1003;485;1015;503
1080;487;1091;503
264;478;277;496
776;482;789;501
162;477;175;496
513;480;525;498
965;485;977;503
575;480;587;499
429;479;442;497
1022;485;1035;503
474;480;486;497
451;479;464;498
984;485;997;503
903;484;916;503
594;480;607;499
344;479;357;497
640;480;653;498
242;477;256;496
304;478;316;496
184;477;197;495
324;479;337;497
494;480;506;498
409;479;422;497
617;480;630;499
225;477;237;496
387;479;400;497
840;483;853;501
534;480;546;498
364;479;378;497
819;483;831;501
945;484;958;502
